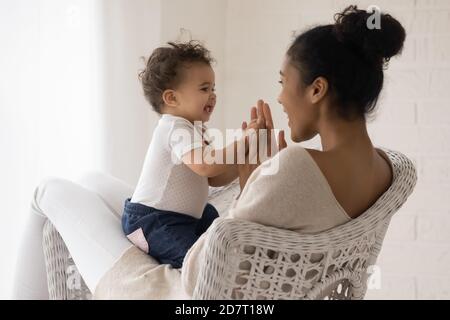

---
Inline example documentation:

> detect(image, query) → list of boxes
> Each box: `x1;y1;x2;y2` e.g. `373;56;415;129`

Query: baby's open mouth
204;105;214;114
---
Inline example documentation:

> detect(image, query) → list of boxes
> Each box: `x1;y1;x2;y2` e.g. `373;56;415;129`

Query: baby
122;41;251;269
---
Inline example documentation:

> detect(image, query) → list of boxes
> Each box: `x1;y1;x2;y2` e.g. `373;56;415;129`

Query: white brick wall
223;0;450;299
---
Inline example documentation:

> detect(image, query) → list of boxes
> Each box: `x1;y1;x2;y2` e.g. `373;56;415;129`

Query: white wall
223;0;450;299
224;0;296;132
98;0;161;186
365;0;450;300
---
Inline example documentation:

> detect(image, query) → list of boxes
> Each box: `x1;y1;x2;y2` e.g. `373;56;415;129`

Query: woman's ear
162;89;178;107
310;77;329;104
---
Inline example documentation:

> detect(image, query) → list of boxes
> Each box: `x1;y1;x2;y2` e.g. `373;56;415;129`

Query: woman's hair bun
333;5;406;64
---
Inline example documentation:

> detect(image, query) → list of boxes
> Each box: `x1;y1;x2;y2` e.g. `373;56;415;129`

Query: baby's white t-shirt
130;114;212;219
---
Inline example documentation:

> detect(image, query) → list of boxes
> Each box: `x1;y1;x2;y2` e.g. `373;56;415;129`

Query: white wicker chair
42;149;417;300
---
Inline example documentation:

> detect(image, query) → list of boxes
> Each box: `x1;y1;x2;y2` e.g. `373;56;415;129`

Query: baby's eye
278;80;283;85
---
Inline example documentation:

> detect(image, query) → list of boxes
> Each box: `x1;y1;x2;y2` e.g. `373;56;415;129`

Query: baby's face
174;63;216;123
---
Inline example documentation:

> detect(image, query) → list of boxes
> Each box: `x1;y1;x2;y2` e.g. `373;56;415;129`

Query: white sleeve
168;119;205;161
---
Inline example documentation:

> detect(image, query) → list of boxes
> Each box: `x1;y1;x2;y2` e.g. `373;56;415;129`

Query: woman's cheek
277;86;285;101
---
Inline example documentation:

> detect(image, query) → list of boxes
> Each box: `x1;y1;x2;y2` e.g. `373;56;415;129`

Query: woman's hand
238;100;288;191
278;128;288;151
238;129;287;191
242;100;287;159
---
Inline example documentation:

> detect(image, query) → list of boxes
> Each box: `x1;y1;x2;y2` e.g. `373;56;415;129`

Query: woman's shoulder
272;144;317;169
253;145;320;183
291;147;339;180
268;145;333;193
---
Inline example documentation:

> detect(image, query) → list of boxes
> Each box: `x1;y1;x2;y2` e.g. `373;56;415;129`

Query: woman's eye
201;88;208;92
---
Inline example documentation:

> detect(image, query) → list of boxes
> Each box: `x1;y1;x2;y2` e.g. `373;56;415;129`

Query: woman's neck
317;113;372;152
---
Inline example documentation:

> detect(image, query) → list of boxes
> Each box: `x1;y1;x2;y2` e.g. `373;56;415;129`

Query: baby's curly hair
138;40;215;113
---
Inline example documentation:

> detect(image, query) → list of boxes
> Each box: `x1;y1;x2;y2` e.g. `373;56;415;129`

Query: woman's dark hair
139;40;214;113
287;5;406;120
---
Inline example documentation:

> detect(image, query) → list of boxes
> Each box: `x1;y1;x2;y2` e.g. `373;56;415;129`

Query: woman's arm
208;164;238;187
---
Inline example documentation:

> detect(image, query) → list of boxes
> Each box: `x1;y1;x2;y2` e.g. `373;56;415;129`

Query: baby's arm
179;114;263;186
181;136;245;179
182;127;260;187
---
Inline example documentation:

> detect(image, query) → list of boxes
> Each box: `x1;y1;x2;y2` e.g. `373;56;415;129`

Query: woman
13;6;406;299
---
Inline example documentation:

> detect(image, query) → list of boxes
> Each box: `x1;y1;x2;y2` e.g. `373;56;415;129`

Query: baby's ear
162;89;178;107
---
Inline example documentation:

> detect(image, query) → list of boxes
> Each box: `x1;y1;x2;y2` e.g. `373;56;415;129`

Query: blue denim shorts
121;198;219;269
